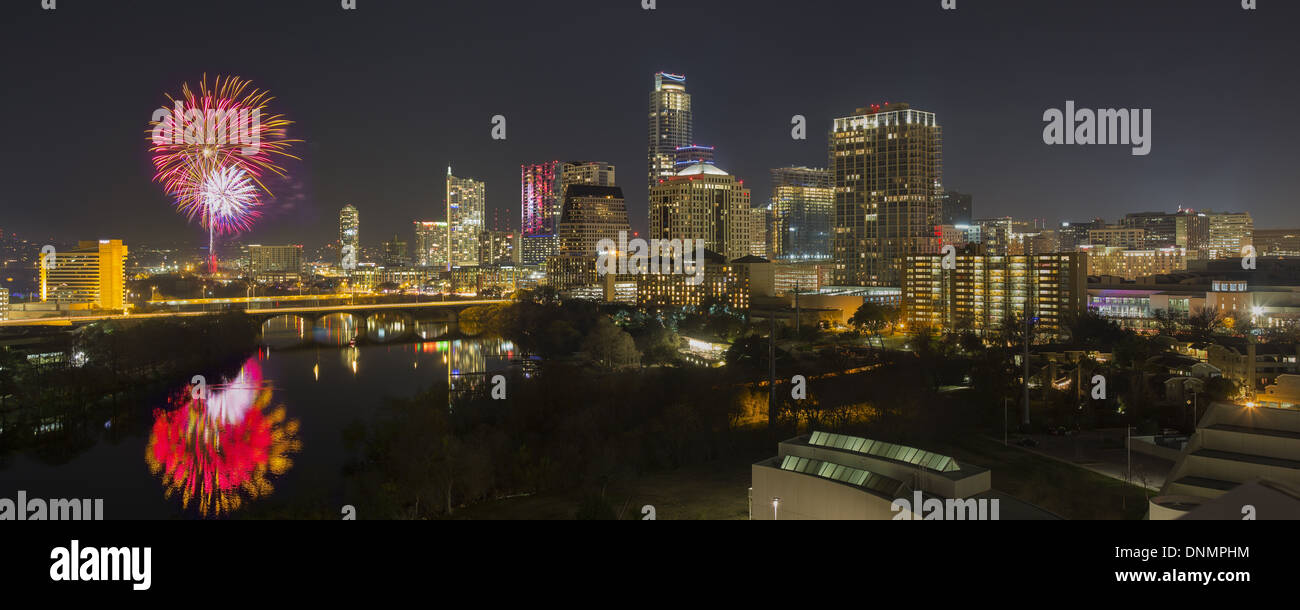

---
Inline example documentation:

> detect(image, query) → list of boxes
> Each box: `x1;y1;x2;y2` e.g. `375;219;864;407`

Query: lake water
0;315;522;519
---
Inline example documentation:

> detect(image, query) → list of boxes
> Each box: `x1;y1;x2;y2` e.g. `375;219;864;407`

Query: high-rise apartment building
40;239;129;311
558;185;631;257
561;161;616;189
649;163;752;261
248;244;304;283
830;102;943;286
479;230;519;266
902;252;1088;337
413;221;449;267
648;72;693;188
1205;211;1253;260
447;168;486;267
339;204;359;264
770;166;833;261
1058;218;1105;252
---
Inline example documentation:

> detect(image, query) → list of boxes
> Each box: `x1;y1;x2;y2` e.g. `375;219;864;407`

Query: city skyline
3;1;1299;250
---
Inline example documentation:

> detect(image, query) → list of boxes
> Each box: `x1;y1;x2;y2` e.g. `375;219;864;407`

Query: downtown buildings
339;204;359;264
902;252;1088;337
830;103;944;286
649;163;752;261
447;168;486;268
647;72;693;188
770;167;833;261
413;221;449;267
248;244;304;283
521;161;562;265
39;240;130;312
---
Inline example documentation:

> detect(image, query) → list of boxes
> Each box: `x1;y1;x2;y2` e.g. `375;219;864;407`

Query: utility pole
768;311;777;428
794;279;801;337
1023;313;1032;427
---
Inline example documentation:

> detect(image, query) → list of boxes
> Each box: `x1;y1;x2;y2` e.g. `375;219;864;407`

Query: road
1001;429;1175;491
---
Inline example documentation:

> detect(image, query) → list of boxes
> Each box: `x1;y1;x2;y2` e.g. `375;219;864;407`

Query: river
0;314;523;519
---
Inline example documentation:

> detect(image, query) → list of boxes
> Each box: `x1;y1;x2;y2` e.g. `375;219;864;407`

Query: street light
772;497;781;521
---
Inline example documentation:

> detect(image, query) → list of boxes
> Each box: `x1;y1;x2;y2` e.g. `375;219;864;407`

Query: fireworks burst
146;74;298;271
189;164;262;235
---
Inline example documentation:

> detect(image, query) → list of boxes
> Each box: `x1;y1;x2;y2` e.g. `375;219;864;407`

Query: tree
850;303;895;348
583;318;641;370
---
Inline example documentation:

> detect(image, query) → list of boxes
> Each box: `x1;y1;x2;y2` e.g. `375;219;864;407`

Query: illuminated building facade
447;169;486;268
521;162;561;265
830;103;943;286
749;206;771;259
558;185;630;257
0;287;7;321
674;145;715;169
339;204;359;263
1206;212;1254;260
1088;227;1146;249
773;261;833;296
561;161;616;189
1254;229;1300;257
649;163;752;260
479;230;519;266
545;254;599;291
648;72;693;187
634;250;755;310
770;166;832;261
902;252;1087;337
1080;245;1187;280
413;221;449;267
248;245;303;284
39;239;129;311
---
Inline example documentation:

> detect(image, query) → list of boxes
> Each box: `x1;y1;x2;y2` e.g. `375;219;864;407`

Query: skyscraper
520;162;561;265
558;185;631;257
770;166;833;260
649;163;752;261
561;161;616;188
674;145;715;170
648;72;694;188
447;168;486;268
339;204;359;264
414;221;449;267
830;102;943;286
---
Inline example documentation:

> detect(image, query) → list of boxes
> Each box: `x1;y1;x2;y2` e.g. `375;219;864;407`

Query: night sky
1;0;1297;251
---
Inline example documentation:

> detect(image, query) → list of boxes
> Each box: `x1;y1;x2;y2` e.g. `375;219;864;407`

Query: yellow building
40;240;129;311
902;252;1087;337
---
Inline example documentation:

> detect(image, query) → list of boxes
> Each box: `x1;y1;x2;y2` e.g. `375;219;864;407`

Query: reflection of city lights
145;358;300;517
